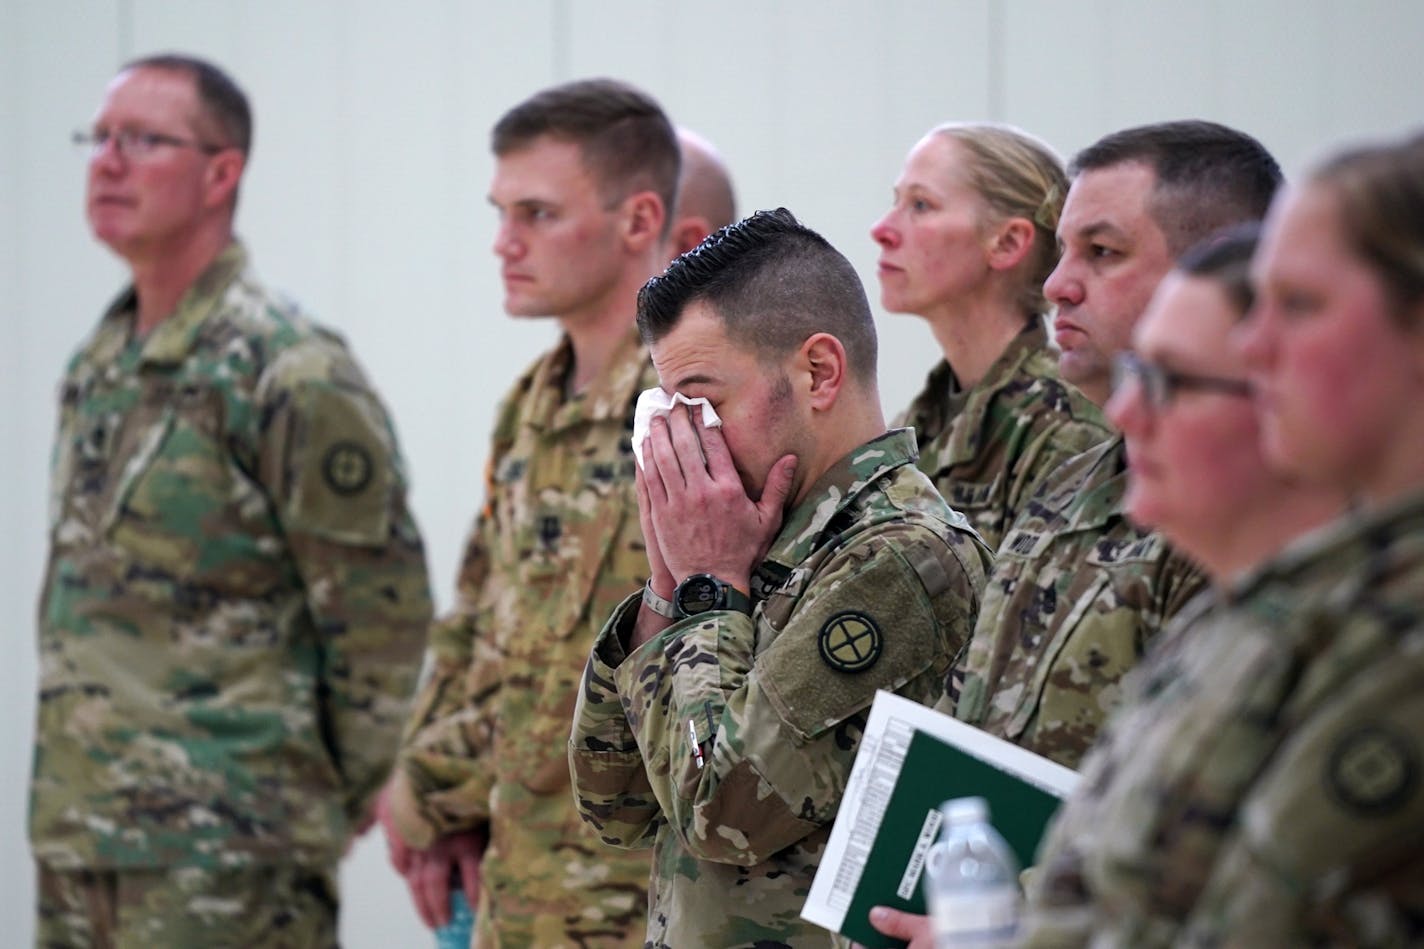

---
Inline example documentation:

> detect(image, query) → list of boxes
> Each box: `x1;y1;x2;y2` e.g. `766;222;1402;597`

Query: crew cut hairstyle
637;207;878;385
1071;120;1282;256
492;78;680;232
123;53;252;158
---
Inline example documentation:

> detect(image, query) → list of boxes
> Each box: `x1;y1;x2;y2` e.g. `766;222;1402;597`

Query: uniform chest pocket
492;450;643;646
49;377;132;534
105;385;259;582
495;480;640;795
998;530;1162;747
1002;572;1141;749
510;495;633;646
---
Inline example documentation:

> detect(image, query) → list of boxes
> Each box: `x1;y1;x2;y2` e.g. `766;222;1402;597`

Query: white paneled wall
3;2;1421;944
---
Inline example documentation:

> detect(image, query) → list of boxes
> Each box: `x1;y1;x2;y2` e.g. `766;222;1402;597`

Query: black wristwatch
674;573;752;617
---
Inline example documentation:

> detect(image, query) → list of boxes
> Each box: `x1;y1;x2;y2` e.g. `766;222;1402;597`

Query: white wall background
3;1;1421;944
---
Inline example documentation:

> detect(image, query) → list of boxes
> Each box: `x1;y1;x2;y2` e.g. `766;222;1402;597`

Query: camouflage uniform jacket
570;428;992;948
945;435;1206;769
895;322;1110;551
30;242;432;870
1021;491;1424;948
391;328;656;947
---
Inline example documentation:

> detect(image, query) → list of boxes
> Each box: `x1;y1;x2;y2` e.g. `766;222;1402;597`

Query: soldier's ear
620;191;666;254
986;217;1035;272
800;333;847;412
204;149;244;211
669;216;712;258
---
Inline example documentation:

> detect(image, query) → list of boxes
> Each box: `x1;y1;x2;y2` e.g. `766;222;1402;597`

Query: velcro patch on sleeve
287;383;394;545
759;539;946;741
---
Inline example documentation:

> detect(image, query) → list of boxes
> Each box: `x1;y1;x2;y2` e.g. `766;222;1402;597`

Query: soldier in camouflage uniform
382;80;680;946
569;209;992;947
866;122;1285;946
32;56;432;947
947;122;1285;767
873;123;1110;551
1021;131;1424;947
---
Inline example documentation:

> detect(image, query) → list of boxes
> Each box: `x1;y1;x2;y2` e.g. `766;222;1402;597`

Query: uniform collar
973;320;1048;392
525;325;649;434
1045;435;1129;533
758;428;919;574
87;241;248;369
902;321;1043;428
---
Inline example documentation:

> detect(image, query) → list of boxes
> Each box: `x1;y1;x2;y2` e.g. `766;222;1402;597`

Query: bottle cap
940;795;989;825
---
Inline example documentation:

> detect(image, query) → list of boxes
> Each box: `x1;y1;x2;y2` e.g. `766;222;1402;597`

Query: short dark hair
1071;120;1282;255
1177;222;1261;317
637;208;878;385
122;53;252;157
493;78;679;230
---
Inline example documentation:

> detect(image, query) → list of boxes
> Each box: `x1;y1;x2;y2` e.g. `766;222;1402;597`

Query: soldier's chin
502;297;557;319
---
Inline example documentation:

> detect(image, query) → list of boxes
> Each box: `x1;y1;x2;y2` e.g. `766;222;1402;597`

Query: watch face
676;575;722;615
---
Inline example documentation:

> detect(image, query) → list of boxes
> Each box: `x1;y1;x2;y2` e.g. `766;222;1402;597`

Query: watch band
719;584;753;616
642;580;680;619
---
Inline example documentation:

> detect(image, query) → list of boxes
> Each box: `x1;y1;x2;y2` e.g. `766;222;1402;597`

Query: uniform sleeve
387;507;503;848
595;523;981;866
567;592;660;850
1179;628;1424;946
382;386;524;848
256;340;433;827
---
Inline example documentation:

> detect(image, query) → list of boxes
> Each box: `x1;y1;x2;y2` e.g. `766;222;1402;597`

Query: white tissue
632;388;722;469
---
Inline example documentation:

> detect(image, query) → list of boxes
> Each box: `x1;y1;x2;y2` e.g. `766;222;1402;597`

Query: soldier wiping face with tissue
567;208;993;947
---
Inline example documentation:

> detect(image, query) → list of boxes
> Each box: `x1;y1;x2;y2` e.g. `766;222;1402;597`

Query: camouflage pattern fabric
1021;490;1424;947
389;329;657;947
570;428;992;948
37;862;338;949
946;436;1206;769
894;322;1111;551
30;242;432;872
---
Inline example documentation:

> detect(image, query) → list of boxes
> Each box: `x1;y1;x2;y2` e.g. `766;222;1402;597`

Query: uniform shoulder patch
1327;724;1419;815
818;611;883;673
322;440;375;496
286;383;395;546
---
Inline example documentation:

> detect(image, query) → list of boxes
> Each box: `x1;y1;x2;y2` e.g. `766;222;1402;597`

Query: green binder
839;729;1069;947
801;690;1079;948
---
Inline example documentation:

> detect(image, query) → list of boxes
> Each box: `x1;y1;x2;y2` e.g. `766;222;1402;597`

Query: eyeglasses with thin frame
72;128;226;160
1111;351;1253;410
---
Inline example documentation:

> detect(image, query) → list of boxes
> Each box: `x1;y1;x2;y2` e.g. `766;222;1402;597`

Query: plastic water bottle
923;796;1021;948
434;880;476;949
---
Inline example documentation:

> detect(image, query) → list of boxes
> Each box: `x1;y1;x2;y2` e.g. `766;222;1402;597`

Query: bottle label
929;884;1019;944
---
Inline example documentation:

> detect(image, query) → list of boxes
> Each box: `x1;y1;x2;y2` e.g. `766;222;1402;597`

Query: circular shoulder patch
818;611;883;673
1327;724;1419;815
322;441;374;496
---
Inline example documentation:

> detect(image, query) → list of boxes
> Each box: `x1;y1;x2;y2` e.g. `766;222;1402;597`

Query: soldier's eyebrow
671;371;720;391
1078;220;1130;245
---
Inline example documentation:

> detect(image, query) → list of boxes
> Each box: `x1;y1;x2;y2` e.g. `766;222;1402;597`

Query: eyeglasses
1112;351;1253;410
72;128;225;160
